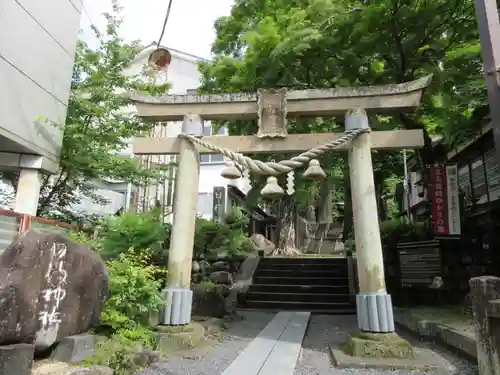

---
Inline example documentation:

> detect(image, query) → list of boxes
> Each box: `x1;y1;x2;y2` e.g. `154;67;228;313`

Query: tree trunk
317;178;333;224
272;195;301;255
305;179;333;254
342;156;354;243
374;172;388;221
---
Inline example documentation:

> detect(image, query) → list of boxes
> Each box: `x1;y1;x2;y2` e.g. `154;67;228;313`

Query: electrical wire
156;0;174;49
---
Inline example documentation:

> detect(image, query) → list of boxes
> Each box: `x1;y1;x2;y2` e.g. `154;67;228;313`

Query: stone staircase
304;223;345;255
240;257;356;314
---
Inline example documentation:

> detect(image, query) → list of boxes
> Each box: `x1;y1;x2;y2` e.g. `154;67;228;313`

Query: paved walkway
222;312;310;375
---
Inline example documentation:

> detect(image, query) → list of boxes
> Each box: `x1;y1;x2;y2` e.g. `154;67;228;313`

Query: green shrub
379;219;427;248
100;249;164;331
98;210;167;259
84;327;155;375
192;207;256;258
224;206;250;230
67;230;97;248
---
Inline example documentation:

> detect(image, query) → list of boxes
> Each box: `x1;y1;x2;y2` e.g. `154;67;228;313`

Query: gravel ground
295;315;478;375
138;313;478;375
138;311;276;375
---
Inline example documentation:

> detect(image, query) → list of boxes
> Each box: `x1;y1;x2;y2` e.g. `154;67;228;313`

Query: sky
80;0;235;59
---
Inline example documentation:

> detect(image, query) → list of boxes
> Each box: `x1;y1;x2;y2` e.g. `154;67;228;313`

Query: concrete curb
394;311;477;361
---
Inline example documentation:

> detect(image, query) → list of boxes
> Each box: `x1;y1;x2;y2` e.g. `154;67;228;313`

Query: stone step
255;269;348;278
258;263;347;272
253;276;350;286
249;284;350;294
259;257;347;266
241;257;353;314
246;291;350;303
244;300;355;313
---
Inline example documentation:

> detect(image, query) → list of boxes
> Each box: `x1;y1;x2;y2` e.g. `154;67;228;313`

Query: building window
200;124;228;164
458;165;471;196
197;192;213;218
485;149;500;201
471;156;488;204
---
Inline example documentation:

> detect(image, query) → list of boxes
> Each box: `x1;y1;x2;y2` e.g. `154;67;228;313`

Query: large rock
0;231;109;352
210;271;233;286
0;343;34;375
32;362;113;375
250;234;275;255
191;285;230;318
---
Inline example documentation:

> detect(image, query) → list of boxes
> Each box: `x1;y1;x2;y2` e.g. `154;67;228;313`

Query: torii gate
130;75;432;333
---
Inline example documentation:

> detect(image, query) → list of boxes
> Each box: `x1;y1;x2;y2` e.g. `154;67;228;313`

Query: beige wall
0;0;82;171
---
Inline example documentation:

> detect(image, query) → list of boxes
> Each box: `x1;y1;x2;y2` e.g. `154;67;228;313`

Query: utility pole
475;0;500;157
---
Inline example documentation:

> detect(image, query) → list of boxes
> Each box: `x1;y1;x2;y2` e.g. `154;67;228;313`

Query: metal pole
124;155;134;212
475;0;500;157
125;182;132;211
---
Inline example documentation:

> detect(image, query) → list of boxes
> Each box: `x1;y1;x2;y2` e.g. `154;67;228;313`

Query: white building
0;0;82;214
77;44;251;220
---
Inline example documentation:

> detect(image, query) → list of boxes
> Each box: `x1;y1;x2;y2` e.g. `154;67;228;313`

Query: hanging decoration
286;171;295;195
148;48;172;71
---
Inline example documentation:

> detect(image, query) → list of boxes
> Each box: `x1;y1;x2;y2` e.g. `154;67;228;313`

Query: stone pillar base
356;292;395;333
161;288;193;325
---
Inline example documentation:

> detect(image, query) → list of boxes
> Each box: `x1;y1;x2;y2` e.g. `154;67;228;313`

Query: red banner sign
429;165;461;236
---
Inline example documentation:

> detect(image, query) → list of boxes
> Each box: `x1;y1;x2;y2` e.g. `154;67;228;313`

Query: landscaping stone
155;322;206;353
211;261;230;271
191;284;230;318
0;343;34;375
437;325;477;359
344;332;414;359
191;272;203;283
191;261;201;273
394;307;478;359
198;260;211;270
147;310;161;327
32;360;110;374
134;349;161;366
50;334;95;364
0;231;109;352
329;345;446;371
195;317;226;336
250;234;275;255
225;255;260;315
216;252;229;259
470;276;500;375
210;271;233;286
31;360;73;375
67;365;114;375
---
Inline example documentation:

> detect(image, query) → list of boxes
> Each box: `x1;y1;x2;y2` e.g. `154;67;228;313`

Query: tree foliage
199;0;487;223
2;2;169;219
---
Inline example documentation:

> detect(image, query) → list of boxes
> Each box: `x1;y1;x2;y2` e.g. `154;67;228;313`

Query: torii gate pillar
161;114;202;325
346;108;394;332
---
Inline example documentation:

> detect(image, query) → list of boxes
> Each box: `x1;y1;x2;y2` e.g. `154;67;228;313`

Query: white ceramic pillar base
161;288;193;325
356;292;395;332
